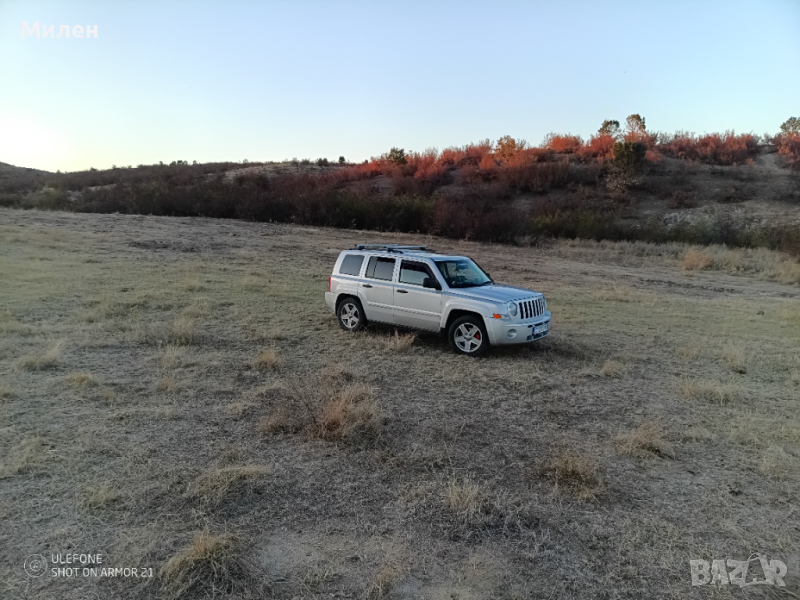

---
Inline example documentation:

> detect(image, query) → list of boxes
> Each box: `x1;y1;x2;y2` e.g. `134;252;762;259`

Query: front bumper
485;311;551;345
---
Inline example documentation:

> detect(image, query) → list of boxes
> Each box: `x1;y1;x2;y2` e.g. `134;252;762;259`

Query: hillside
2;139;799;257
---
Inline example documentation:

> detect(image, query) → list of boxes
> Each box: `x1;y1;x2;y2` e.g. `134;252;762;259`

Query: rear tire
337;297;366;332
448;316;489;356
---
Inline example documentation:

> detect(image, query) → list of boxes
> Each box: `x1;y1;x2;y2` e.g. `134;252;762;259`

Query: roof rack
352;244;434;254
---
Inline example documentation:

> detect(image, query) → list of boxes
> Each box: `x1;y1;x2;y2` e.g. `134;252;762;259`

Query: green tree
606;141;647;195
599;119;621;137
780;117;800;134
338;156;346;164
386;147;407;165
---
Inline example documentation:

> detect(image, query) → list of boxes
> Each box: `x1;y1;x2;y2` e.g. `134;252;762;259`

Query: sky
1;0;799;172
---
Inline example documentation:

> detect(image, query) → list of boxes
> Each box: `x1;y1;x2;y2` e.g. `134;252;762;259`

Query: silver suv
325;244;551;355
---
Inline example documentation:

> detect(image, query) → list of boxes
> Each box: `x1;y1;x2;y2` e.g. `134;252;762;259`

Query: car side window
399;260;436;286
365;256;396;281
339;254;364;276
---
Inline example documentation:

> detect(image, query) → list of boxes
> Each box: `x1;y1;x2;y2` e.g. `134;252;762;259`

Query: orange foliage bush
658;131;758;165
774;133;800;164
578;134;616;161
504;148;551;167
623;132;657;147
439;141;492;167
543;134;584;154
645;149;662;164
478;154;497;170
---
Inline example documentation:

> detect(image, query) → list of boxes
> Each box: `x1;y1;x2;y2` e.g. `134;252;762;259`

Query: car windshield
434;258;492;288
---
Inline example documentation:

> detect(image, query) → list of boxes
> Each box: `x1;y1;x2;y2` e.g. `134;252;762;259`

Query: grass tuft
600;360;626;378
365;559;404;600
676;345;702;361
169;316;196;345
252;348;282;371
443;476;486;519
541;448;601;500
759;446;798;481
160;344;185;369
615;421;675;458
157;377;182;393
682;249;713;270
384;330;416;352
14;339;65;371
159;533;266;599
314;384;378;441
682;425;714;441
68;372;97;387
679;378;739;403
189;466;268;505
259;371;380;443
0;436;45;478
720;342;747;373
78;483;120;510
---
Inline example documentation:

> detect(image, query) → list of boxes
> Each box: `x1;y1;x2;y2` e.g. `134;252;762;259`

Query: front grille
518;296;545;320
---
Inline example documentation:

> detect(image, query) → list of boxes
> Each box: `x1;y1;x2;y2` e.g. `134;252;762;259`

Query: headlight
507;301;518;317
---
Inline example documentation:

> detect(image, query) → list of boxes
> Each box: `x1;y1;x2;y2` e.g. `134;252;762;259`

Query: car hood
447;283;539;304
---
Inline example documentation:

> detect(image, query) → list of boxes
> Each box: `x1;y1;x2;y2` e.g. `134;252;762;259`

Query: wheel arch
443;308;487;333
335;293;361;312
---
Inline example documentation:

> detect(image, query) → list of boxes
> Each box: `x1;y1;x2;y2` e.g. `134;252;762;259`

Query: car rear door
393;259;442;331
360;256;397;324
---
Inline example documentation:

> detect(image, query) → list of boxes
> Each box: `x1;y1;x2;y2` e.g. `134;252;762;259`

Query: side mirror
422;277;440;290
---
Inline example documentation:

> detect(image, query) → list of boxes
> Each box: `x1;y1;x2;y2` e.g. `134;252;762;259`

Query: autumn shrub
478;154;497;171
505;147;552;167
578;133;616;161
459;154;499;183
498;161;571;193
543;133;584;154
494;135;528;163
645;149;662;164
438;140;492;167
658;131;758;165
774;133;800;165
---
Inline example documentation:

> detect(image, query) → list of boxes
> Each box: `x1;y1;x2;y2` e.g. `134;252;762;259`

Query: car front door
360;256;397;324
393;259;443;331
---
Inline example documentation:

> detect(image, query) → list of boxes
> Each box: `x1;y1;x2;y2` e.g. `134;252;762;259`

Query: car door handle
361;284;372;288
396;289;408;293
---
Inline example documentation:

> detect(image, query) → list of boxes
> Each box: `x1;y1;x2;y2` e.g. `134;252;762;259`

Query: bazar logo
690;554;787;587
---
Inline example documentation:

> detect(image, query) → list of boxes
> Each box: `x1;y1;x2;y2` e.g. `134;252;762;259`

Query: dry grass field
1;208;799;599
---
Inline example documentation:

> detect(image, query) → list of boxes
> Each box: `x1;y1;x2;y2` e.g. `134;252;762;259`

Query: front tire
337;297;366;332
448;316;489;356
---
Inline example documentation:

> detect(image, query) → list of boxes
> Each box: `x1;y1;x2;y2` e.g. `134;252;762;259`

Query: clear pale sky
1;0;798;172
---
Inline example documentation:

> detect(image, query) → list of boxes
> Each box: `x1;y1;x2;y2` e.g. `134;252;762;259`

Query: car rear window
339;254;364;276
365;256;395;281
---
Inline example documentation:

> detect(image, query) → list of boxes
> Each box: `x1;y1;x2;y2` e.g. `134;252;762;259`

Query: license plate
534;323;549;335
